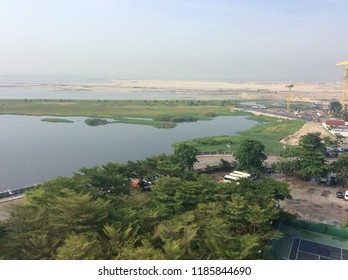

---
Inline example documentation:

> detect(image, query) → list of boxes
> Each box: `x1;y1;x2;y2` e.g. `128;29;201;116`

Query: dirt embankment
280;122;335;146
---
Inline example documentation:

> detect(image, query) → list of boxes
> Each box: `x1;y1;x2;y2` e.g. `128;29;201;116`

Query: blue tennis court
289;237;348;260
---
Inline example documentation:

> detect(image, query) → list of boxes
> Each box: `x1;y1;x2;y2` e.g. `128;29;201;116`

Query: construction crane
286;84;294;113
336;61;348;110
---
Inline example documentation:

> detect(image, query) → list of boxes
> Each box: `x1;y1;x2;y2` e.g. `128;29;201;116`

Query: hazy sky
1;0;347;82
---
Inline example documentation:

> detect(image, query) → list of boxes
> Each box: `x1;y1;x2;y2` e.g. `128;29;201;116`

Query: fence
197;151;232;156
284;219;348;239
0;184;39;200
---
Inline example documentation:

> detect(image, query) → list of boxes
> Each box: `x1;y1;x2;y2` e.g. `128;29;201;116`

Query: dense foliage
173;143;199;171
0;154;289;260
329;101;348;121
276;132;331;181
181;117;305;154
331;153;348;187
85;118;109;126
234;139;267;174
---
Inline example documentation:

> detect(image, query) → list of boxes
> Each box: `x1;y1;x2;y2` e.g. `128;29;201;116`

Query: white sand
0;80;344;101
280;122;335;146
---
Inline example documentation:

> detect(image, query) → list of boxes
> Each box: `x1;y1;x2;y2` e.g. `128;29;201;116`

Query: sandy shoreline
0;80;344;101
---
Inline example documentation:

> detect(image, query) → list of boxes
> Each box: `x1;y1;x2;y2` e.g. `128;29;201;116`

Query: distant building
326;118;346;126
322;119;348;138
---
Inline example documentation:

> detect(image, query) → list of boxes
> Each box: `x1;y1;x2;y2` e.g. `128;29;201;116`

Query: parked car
336;191;344;199
345;191;348;201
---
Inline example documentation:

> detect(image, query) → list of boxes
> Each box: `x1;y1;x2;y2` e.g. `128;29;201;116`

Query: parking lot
196;155;348;227
279;176;348;226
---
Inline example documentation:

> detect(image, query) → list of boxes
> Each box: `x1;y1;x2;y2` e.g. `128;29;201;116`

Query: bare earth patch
280;122;334;146
278;177;348;226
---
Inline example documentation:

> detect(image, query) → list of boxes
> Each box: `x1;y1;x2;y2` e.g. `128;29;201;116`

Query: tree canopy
234;139;267;174
0;153;289;260
283;132;328;181
331;153;348;186
330;101;342;115
329;101;348;121
173;143;199;171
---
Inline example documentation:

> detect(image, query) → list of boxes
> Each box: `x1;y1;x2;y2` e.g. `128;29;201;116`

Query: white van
345;190;348;201
231;171;251;178
223;171;252;183
223;174;240;183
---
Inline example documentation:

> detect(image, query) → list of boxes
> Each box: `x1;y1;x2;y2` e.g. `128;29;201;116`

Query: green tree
151;176;218;217
101;221;140;259
0;187;110;259
235;177;291;210
298;132;326;153
173;143;198;171
56;232;102;260
330;101;342;115
117;240;165;260
275;159;296;180
77;165;131;197
0;154;290;260
194;197;282;259
152;212;198;260
323;133;344;153
285;132;328;181
139;154;182;178
332;153;348;186
234;139;267;174
343;111;348;122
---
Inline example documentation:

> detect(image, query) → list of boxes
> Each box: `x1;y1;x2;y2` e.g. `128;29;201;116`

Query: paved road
194;154;279;170
0;195;24;205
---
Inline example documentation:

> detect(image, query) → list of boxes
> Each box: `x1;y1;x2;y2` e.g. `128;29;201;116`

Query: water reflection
0;115;257;190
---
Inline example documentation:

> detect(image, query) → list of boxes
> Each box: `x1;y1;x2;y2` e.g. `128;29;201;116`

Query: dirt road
195;154;279;170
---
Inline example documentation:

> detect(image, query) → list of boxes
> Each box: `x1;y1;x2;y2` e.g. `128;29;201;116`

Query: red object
131;179;139;187
326;119;345;126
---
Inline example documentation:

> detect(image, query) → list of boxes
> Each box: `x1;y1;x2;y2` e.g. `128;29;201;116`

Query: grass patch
153;115;198;123
180;116;305;155
180;136;237;153
246;115;279;123
41;118;74;123
0;99;249;128
113;117;176;128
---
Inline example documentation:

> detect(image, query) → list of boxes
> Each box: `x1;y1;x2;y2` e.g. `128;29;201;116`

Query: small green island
1;99;244;128
41;118;74;123
3;99;307;154
85;118;115;126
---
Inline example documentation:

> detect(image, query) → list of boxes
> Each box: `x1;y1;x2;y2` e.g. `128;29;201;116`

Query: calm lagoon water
0;115;257;191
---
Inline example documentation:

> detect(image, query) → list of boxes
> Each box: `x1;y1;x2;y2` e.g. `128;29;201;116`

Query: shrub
85;118;108;126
